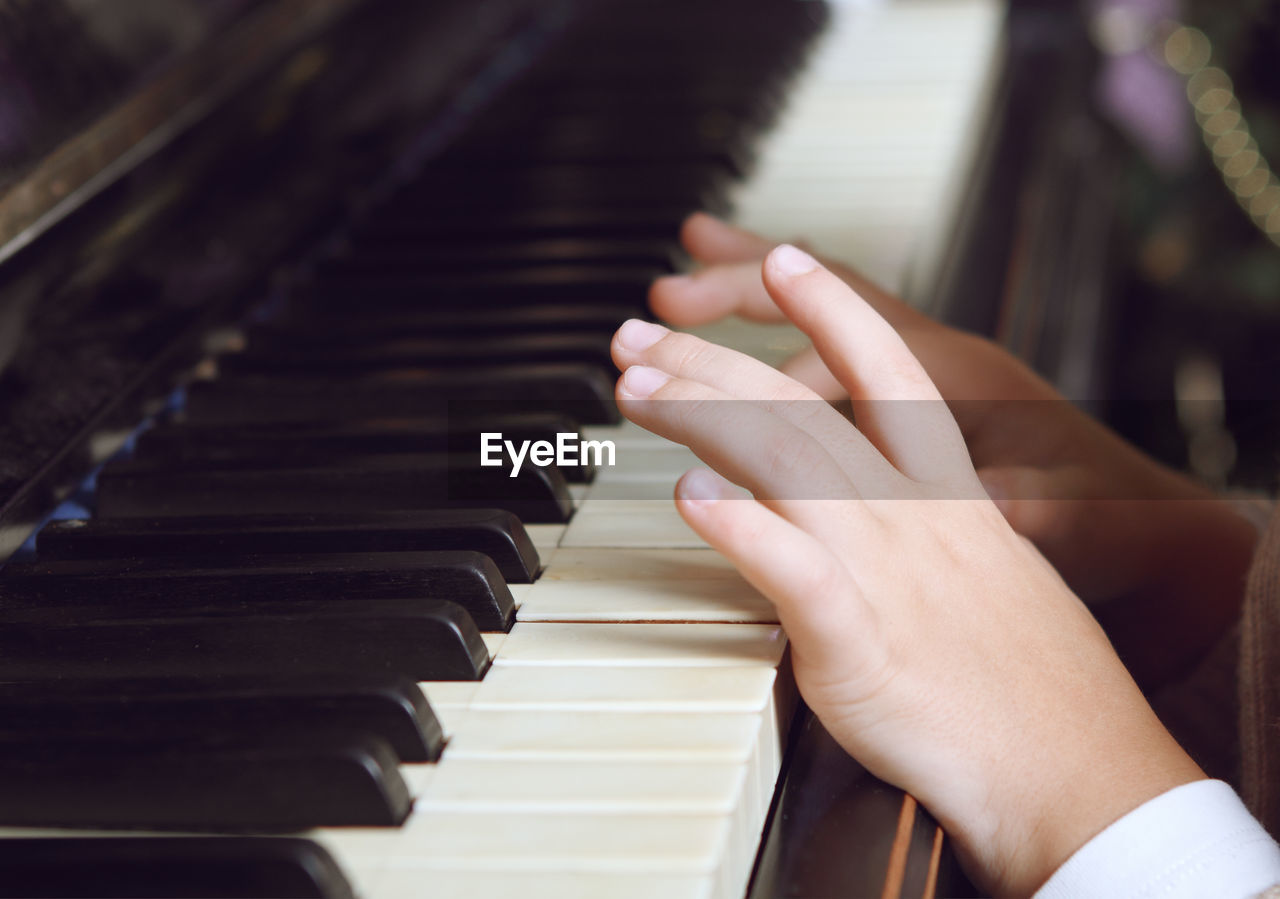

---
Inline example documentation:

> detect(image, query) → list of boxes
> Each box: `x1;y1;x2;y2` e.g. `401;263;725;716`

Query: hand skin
613;245;1205;896
650;213;1259;690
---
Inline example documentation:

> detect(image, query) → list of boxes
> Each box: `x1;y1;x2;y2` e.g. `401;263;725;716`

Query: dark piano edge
747;702;976;899
924;0;1116;394
0;0;565;565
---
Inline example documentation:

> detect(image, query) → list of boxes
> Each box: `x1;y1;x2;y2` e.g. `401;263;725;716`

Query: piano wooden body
0;1;1116;896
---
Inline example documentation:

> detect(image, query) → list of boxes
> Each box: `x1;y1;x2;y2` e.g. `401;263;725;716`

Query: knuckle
664;334;716;379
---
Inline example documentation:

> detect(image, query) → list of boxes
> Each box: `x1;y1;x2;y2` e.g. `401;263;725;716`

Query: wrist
988;749;1203;896
940;701;1204;896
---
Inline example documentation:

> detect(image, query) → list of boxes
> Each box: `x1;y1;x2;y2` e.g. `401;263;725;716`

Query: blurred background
1082;0;1280;493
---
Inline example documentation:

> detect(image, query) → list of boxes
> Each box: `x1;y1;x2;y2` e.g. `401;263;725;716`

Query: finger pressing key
674;468;882;679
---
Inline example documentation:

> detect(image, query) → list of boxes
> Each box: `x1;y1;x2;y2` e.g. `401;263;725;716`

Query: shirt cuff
1034;779;1280;899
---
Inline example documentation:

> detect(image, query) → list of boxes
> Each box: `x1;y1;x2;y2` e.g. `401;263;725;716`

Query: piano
0;0;1110;896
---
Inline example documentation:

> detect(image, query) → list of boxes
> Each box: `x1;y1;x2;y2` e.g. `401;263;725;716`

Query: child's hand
614;245;1203;897
650;214;1258;687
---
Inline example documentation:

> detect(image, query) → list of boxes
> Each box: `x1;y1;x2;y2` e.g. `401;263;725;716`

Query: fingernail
617;318;668;352
620;365;671;398
679;468;731;504
770;243;819;277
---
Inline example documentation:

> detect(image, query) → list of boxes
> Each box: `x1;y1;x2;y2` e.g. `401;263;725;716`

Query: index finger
764;245;977;488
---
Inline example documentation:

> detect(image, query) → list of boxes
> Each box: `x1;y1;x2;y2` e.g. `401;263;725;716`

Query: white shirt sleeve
1034;780;1280;899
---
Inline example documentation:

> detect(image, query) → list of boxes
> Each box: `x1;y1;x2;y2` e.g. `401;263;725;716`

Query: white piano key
333;862;387;899
561;499;705;548
445;708;779;836
732;0;1005;300
316;824;410;866
370;813;744;899
415;681;478;708
581;421;674;449
540;547;738;581
315;803;740;899
416;758;747;815
522;523;566;557
479;632;506;657
749;713;779;825
597;446;702;482
515;578;777;624
466;665;778;713
443;710;761;763
398;763;436;797
507;582;533;609
460;666;791;810
417;756;761;891
387;812;732;871
493;622;787;668
416;681;477;738
372;868;718;899
577;480;681;501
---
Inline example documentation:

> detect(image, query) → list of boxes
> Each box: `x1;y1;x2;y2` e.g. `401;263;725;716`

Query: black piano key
531;42;810;79
182;365;618;425
1;550;515;632
355;206;691;243
0;598;489;681
135;414;597;484
0;674;442;762
388;162;728;212
524;84;780;127
0;837;354;899
221;333;617;376
439;116;753;176
322;236;684;274
38;509;542;582
95;454;575;523
0;733;410;829
251;303;638;343
436;142;748;177
298;265;657;311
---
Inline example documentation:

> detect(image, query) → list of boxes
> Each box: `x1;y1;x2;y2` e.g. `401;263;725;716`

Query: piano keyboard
732;0;1004;296
0;0;1004;896
694;0;1006;367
